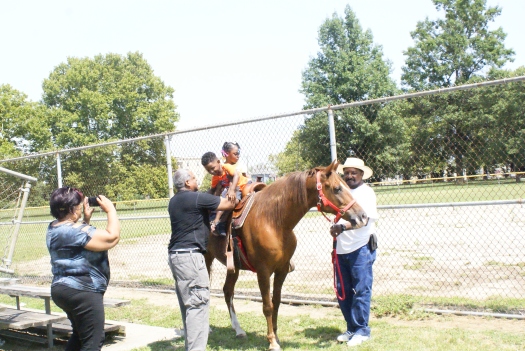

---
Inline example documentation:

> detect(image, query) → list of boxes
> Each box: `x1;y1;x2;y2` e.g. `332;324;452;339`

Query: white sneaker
347;334;370;346
336;331;354;342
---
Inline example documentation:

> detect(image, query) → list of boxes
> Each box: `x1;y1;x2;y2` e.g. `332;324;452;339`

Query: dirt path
15;203;525;301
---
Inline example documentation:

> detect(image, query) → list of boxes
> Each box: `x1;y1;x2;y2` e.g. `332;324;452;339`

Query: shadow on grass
0;338;64;351
143;339;180;351
304;325;341;339
205;324;342;350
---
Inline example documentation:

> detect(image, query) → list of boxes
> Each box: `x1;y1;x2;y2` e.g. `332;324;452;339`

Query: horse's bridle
316;171;356;223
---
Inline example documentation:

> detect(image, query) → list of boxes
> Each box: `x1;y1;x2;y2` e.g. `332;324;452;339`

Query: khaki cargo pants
169;251;210;351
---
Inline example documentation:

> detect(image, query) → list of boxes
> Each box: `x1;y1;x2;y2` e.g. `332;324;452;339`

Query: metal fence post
56;152;63;188
165;135;174;198
327;108;337;162
3;182;33;273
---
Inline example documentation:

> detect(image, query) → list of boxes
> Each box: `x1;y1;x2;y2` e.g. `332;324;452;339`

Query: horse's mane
252;169;315;229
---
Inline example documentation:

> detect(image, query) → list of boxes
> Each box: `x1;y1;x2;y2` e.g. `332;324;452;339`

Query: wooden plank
0;329;49;345
33;320;125;337
0;308;66;330
0;285;51;299
0;285;130;307
0;278;20;286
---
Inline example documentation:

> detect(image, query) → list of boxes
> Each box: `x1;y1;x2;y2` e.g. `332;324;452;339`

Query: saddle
226;182;266;273
241;181;267;198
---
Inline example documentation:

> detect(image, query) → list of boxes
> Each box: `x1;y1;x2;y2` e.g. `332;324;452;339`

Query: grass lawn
9;217;171;265
0;293;523;351
374;179;524;205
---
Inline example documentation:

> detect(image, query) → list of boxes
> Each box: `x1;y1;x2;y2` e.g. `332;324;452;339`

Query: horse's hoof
236;332;247;338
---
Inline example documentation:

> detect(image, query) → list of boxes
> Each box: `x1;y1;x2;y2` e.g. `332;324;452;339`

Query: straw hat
337;157;373;179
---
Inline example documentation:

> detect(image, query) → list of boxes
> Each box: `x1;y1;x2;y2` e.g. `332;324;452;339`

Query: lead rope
315;171;354;301
332;234;346;300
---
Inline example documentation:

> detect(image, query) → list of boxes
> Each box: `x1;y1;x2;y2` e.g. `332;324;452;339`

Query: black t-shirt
167;190;221;253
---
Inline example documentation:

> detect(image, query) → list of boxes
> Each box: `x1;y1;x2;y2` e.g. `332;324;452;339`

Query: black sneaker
217;222;227;236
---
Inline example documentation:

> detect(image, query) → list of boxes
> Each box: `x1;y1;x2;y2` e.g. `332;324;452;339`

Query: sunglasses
232;152;240;156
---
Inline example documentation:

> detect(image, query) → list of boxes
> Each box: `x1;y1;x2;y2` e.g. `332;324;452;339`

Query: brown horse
205;160;368;350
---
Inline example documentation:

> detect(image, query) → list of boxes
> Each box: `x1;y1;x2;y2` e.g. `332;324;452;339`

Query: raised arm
83;195;121;252
226;169;241;202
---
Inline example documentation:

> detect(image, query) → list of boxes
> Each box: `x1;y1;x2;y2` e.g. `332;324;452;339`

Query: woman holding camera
47;187;120;351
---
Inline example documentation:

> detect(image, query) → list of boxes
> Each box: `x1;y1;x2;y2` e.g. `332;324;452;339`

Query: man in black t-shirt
167;169;234;351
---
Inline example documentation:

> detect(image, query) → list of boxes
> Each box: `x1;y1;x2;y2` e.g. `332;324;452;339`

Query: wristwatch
339;224;345;232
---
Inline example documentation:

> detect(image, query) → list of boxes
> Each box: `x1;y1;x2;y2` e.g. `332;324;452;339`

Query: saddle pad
233;192;257;229
233;236;256;272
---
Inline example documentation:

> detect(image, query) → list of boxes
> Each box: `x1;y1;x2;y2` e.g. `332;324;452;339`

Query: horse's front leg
271;267;289;346
257;270;281;350
223;269;246;337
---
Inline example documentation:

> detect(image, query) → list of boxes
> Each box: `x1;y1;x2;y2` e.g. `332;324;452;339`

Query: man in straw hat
330;157;379;347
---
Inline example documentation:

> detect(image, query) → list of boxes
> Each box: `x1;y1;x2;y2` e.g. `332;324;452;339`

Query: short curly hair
49;187;84;220
201;152;218;166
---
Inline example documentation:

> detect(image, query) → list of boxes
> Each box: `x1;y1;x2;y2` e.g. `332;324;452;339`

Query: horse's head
315;160;368;229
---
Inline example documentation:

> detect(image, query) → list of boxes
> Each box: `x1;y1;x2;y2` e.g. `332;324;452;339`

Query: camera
87;196;100;207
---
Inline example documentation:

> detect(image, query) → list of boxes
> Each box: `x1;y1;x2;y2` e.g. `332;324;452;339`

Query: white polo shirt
336;183;378;254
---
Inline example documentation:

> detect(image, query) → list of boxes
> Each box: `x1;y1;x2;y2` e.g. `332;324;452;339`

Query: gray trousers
168;252;210;351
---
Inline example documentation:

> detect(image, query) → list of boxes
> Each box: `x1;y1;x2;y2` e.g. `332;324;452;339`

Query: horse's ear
325;159;339;175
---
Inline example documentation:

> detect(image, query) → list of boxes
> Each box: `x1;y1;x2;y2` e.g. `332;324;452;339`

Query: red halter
316;171;355;224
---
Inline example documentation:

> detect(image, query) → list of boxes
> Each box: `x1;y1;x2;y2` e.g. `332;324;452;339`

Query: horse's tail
204;251;215;279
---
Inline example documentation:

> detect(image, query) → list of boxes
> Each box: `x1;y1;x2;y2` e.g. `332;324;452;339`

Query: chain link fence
0;77;524;309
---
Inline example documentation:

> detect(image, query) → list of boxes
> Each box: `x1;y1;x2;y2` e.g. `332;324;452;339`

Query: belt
170;249;202;254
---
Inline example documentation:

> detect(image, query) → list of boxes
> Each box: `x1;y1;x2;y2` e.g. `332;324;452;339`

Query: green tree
402;0;514;90
269;130;310;176
39;52;179;200
301;6;397;108
371;102;412;179
481;67;525;181
42;52;178;147
403;91;486;178
199;173;212;193
0;85;52;157
0;86;55;205
105;163;169;200
401;0;516;179
297;5;401;178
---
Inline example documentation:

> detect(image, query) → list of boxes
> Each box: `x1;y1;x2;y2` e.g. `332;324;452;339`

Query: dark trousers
336;244;376;337
51;284;105;351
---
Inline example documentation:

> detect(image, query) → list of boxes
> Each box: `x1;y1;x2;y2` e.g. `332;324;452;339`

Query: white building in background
175;157;276;186
249;163;277;183
176;157;207;186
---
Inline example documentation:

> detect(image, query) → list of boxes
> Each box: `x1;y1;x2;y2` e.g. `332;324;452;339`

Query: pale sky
1;1;524;130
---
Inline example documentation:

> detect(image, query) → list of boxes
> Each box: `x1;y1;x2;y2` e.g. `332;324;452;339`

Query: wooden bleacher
0;284;130;347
